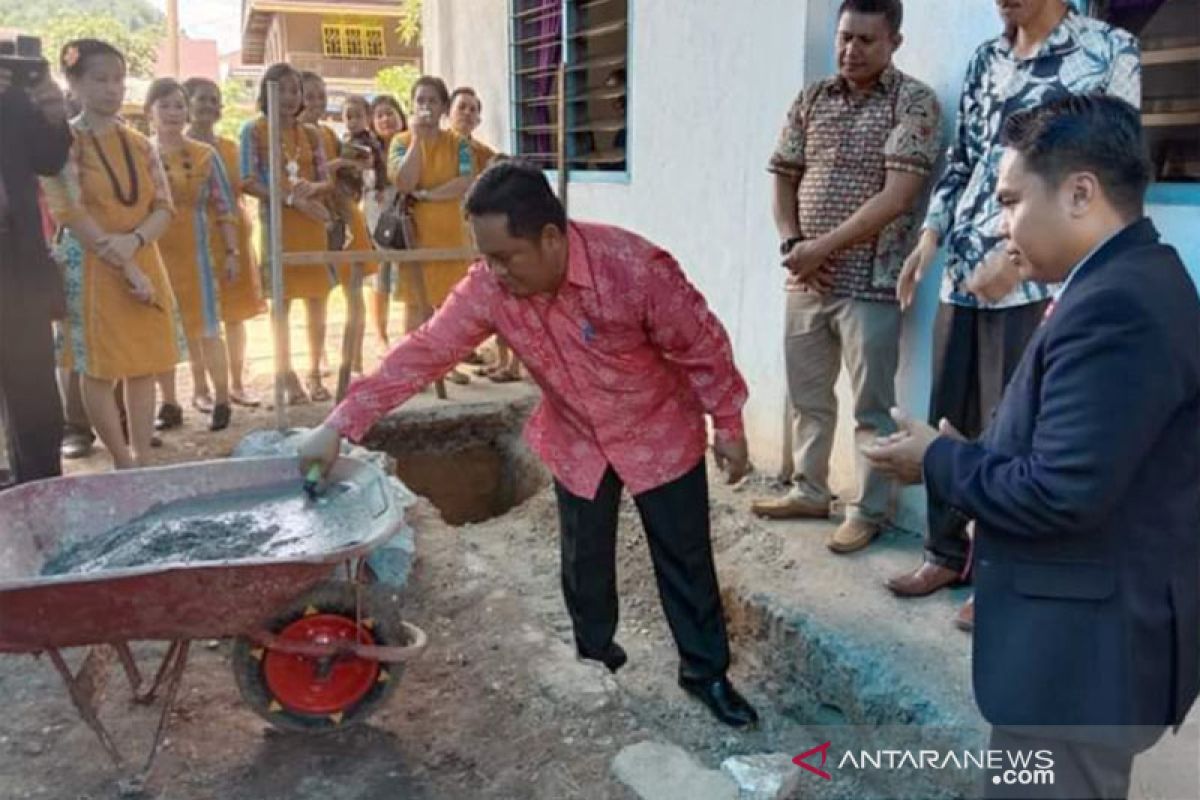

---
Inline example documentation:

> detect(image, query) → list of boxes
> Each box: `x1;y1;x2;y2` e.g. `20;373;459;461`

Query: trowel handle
303;463;323;498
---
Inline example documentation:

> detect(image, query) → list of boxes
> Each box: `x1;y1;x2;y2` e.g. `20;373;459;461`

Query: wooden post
165;0;181;78
556;61;568;210
399;262;447;400
336;264;366;403
266;80;288;432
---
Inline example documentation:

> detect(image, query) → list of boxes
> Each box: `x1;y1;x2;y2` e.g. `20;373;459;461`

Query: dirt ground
0;297;815;800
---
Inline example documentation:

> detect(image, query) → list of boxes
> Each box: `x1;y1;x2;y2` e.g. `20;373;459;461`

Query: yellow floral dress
240;116;332;301
42;118;181;380
386;129;488;306
156;138;235;341
212;135;265;323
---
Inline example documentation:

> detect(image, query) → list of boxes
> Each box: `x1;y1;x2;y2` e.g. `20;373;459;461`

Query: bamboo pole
556;61;568;210
282;247;477;266
336;264;366;403
266;81;287;432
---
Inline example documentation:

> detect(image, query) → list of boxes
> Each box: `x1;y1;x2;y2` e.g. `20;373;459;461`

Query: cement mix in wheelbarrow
41;479;371;576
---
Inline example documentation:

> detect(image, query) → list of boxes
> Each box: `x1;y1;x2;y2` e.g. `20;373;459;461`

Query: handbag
372;192;413;250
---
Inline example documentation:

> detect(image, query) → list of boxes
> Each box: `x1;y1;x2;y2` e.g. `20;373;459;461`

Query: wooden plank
1142;45;1200;66
1144;110;1200;127
283;247;477;266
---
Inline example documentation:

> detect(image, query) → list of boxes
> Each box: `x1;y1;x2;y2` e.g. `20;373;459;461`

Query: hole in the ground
361;397;549;525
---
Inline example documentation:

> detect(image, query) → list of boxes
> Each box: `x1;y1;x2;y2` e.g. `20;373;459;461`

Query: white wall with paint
420;0;1200;533
423;0;831;489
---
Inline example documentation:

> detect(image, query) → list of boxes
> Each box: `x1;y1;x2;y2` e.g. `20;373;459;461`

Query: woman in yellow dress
184;76;266;408
388;75;491;385
240;63;332;404
42;39;181;469
300;72;377;375
448;86;522;384
145;77;239;432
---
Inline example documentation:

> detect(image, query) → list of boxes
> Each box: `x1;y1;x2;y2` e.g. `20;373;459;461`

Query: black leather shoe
210;403;232;432
679;676;759;728
61;426;96;460
155;402;183;432
578;642;627;674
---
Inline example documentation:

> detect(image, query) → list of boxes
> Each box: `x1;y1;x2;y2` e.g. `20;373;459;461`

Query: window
321;23;388;60
1093;0;1200;182
510;0;629;174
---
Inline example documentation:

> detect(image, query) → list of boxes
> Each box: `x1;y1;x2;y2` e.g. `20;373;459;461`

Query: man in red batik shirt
299;160;759;728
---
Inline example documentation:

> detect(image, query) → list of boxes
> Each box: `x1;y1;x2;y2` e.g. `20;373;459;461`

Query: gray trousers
784;291;900;523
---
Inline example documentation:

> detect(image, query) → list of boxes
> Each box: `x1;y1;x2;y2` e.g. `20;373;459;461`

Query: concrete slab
613;741;739;800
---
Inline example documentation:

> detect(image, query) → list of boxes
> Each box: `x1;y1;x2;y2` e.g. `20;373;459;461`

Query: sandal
307;373;332;402
192;394;214;414
210;403;232;432
445;368;470;386
229;389;262;408
283;372;310;406
462;350;487;366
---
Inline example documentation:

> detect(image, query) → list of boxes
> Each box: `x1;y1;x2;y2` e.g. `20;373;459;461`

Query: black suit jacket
924;219;1200;749
0;87;72;319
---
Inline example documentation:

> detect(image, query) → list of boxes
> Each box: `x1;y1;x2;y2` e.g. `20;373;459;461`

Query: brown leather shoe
751;494;830;520
826;518;880;554
954;596;974;632
886;562;965;597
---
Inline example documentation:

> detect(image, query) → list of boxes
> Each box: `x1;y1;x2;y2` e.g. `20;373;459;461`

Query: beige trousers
784;290;900;523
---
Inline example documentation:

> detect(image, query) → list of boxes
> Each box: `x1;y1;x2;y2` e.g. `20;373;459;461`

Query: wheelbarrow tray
0;456;403;653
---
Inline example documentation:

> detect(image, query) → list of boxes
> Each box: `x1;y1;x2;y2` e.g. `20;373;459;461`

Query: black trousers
985;727;1137;800
925;300;1048;572
554;460;731;681
0;253;64;485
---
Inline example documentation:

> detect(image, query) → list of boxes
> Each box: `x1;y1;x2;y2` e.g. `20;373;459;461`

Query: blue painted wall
882;0;1199;528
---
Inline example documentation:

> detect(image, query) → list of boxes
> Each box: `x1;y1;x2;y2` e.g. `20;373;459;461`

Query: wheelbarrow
0;455;427;781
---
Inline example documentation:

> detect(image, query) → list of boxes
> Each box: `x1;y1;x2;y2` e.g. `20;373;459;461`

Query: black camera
0;34;49;92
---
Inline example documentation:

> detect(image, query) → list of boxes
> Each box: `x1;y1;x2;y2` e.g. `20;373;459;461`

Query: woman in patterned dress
42;39;180;469
145;77;239;432
366;94;407;349
300;72;376;376
184;76;266;408
240;63;332;404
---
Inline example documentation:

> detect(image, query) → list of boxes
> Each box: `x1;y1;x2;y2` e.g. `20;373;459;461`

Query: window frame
508;0;633;185
320;22;389;61
1083;0;1200;204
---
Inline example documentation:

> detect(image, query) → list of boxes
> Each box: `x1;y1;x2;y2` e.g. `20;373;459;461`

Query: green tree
374;63;421;106
397;0;423;47
0;0;162;35
39;13;164;79
215;78;256;141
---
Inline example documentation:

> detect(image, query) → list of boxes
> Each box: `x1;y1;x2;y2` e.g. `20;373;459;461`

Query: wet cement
42;481;362;576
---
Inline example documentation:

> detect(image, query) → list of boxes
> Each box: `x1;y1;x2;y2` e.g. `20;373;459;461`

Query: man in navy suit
865;95;1200;799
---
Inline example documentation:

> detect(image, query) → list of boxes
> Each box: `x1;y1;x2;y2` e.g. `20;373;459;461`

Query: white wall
426;0;820;477
422;0;512;149
420;0;1007;528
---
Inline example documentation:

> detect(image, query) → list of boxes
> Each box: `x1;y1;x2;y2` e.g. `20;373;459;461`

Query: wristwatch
780;236;803;256
284;192;295;208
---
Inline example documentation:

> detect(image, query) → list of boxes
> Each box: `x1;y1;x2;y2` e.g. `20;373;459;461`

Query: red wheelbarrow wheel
231;581;407;733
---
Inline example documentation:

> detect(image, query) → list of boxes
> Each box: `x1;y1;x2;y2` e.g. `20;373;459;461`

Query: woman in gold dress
388;76;491;385
42;39;180;468
240;63;332;403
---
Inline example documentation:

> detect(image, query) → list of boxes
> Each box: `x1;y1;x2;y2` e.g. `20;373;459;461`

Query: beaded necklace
90;126;140;207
